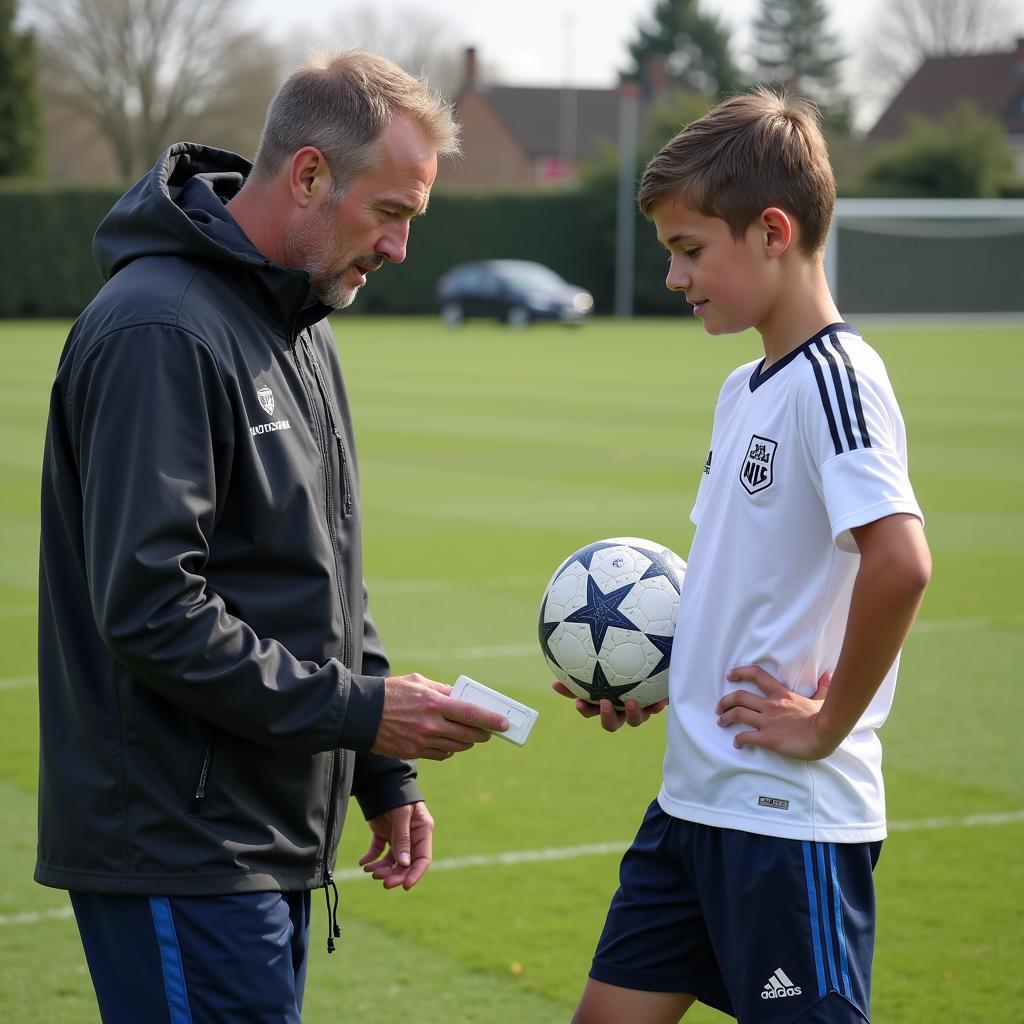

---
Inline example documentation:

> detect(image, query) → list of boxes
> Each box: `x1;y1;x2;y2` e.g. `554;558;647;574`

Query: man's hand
715;667;835;759
551;680;668;733
360;801;434;890
371;673;510;761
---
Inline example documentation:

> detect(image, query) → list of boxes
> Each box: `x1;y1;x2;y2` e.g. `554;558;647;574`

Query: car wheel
440;301;464;326
506;305;530;329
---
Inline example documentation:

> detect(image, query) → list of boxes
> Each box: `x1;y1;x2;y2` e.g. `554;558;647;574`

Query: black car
436;260;593;327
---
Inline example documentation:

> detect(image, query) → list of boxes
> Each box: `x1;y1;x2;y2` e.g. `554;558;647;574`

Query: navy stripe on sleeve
805;334;874;455
815;339;858;452
803;348;843;455
830;335;871;449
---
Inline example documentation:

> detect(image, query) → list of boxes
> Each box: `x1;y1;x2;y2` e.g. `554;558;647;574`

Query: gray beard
312;276;359;310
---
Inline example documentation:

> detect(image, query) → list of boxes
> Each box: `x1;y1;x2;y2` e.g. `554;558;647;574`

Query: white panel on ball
539;537;685;708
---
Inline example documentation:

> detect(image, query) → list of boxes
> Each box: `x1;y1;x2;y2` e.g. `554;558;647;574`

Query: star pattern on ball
570;662;638;706
639;546;684;593
569;540;624;573
537;595;563;668
644;631;674;677
563;574;638;652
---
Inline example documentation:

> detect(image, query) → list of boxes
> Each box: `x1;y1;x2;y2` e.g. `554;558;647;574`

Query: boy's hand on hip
716;666;837;759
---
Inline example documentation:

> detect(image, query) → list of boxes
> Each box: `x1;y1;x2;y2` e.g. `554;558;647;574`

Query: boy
556;88;931;1023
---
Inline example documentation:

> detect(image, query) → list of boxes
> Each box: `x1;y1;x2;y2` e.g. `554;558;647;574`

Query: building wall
440;91;534;191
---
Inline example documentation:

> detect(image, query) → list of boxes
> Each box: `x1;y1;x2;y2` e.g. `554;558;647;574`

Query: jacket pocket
188;734;217;815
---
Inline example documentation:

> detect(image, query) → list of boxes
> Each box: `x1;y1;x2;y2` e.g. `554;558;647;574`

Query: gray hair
252;49;460;195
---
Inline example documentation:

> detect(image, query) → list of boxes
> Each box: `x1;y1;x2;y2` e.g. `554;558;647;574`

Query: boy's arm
716;512;931;759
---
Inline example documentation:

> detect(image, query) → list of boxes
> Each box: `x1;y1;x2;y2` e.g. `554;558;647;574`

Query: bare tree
28;0;279;178
860;0;1020;119
284;6;466;98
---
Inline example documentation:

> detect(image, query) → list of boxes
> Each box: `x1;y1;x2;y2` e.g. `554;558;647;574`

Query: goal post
826;199;1024;316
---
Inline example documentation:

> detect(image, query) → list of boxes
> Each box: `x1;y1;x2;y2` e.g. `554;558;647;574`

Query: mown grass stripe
6;809;1021;929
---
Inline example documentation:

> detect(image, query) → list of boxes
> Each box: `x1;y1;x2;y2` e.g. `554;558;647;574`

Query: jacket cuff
354;756;424;821
338;672;385;753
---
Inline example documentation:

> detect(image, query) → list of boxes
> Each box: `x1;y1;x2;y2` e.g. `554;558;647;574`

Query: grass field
1;315;1022;1023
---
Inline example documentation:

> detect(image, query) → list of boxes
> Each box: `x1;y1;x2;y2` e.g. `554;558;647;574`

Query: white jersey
659;323;922;843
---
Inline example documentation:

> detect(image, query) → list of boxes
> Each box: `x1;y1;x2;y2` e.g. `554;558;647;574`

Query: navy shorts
590;800;881;1023
70;890;311;1024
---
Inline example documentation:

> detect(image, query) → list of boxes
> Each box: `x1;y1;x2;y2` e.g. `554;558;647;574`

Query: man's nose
377;222;410;265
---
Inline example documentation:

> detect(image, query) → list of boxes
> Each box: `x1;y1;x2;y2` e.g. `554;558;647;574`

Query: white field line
0;677;36;690
3;608;1022;698
0;613;1019;694
4;809;1023;929
0;606;35;618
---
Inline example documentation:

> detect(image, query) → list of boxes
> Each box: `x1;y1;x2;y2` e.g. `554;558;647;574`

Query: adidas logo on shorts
761;967;802;1000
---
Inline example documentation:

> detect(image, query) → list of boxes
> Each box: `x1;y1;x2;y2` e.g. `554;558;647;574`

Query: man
36;50;509;1024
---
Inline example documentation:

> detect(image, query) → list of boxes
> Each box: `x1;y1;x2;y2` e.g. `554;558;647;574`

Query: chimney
463;47;478;92
643;53;670;98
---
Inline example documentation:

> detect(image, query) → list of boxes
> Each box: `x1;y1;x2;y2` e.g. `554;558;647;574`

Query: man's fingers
401;857;430;890
420;746;461;762
444;698;509;735
358;835;387;867
389;804;412;868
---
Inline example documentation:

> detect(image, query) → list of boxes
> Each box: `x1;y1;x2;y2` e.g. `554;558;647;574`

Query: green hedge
0;183;122;317
0;183;683;318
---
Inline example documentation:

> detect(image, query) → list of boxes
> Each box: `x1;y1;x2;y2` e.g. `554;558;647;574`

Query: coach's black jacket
35;143;421;895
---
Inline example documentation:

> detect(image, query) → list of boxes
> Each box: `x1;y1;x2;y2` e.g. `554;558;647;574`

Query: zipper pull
333;432;353;517
323;872;341;952
329;872;342;941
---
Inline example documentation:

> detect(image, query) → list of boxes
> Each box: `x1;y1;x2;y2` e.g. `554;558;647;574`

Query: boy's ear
760;207;793;258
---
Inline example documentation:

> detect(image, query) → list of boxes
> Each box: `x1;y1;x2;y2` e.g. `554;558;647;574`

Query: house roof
469;85;623;160
869;41;1024;139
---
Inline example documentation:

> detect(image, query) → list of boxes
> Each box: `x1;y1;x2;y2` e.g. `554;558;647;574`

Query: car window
499;263;565;288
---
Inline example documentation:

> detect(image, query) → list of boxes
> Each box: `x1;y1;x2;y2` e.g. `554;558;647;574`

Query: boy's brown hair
637;87;835;255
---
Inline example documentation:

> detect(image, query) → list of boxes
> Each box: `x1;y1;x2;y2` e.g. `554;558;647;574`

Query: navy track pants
70;890;312;1024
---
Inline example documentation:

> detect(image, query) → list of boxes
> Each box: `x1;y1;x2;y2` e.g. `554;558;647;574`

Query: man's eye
684;247;701;259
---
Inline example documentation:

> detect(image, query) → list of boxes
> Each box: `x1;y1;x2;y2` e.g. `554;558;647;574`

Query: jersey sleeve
798;336;923;552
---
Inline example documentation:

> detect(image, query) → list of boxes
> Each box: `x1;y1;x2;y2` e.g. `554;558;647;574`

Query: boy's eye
684;247;701;259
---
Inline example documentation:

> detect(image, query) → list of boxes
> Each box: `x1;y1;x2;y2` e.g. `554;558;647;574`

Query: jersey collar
748;322;855;392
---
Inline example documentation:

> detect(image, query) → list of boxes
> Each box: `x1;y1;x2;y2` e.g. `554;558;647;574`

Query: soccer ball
538;537;686;708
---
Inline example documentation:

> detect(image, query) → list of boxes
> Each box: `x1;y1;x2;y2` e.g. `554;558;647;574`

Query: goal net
826;199;1024;316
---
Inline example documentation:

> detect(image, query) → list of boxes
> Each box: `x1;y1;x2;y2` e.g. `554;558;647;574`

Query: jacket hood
93;143;327;329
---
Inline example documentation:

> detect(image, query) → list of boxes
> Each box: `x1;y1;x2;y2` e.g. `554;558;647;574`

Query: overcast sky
242;0;871;88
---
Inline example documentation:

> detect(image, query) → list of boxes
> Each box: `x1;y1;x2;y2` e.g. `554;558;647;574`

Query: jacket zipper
290;330;352;940
189;735;216;814
302;335;353;519
291;331;353;669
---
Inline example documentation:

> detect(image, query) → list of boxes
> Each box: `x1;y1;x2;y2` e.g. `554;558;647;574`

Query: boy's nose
666;265;690;293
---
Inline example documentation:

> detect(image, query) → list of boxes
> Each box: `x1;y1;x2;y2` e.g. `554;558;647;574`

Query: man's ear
760;207;793;259
289;147;331;208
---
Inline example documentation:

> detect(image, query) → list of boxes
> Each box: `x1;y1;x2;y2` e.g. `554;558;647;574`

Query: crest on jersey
257;385;275;416
740;434;777;494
